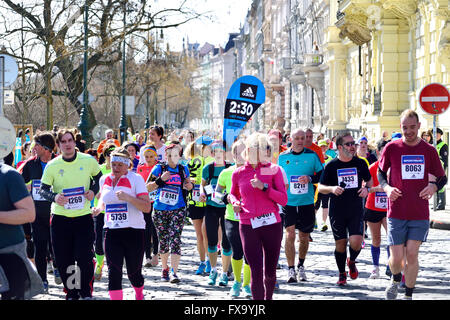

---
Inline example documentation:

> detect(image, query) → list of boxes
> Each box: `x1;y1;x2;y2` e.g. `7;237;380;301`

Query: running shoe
287;268;297;283
403;295;412;300
347;258;359;280
94;262;103;281
208;270;218;286
54;268;62;285
218;272;229;286
144;258;152;268
297;266;307;281
314;219;318;230
369;266;380;279
47;261;54;274
229;281;242;297
385;281;399;300
321;224;328;232
274;280;280;291
400;274;406;288
195;262;207;275
361;241;366;249
243;284;252;298
309;235;313;242
80;296;95;300
170;271;180;284
161;267;170;282
337;272;347;286
205;260;211;273
43;280;49;294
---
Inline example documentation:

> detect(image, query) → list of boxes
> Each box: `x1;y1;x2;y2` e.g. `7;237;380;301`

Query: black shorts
314;193;330;210
329;211;364;241
282;204;315;233
188;205;205;220
364;208;387;223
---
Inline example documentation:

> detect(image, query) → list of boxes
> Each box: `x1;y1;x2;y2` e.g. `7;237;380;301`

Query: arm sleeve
311;170;323;184
377;168;389;189
39;183;57;203
90;171;103;195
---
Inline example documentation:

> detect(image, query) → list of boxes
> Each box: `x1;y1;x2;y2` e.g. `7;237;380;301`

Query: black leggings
93;213;105;256
22;223;34;259
32;211;52;282
104;228;145;291
0;253;29;300
225;219;247;263
144;210;159;259
51;214;95;299
204;205;231;253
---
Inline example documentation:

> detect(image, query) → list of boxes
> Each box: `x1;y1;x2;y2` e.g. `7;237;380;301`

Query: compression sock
392;273;402;283
371;245;380;266
297;258;305;268
109;289;123;300
243;263;251;287
349;246;361;262
405;286;414;298
231;258;243;283
334;250;347;273
133;285;144;300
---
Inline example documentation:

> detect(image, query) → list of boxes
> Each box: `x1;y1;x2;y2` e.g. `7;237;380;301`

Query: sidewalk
430;205;450;230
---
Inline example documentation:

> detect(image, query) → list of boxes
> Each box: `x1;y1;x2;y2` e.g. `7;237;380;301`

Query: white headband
111;155;130;166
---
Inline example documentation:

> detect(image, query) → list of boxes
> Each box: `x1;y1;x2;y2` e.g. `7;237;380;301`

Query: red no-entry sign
419;83;450;115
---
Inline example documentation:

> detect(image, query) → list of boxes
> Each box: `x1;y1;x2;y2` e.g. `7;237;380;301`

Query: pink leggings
239;222;283;300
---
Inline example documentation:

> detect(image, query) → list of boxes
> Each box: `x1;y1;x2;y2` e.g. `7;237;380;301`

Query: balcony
297;53;323;73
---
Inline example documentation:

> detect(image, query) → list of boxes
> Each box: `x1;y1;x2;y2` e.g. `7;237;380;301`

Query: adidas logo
242;87;254;97
240;83;257;100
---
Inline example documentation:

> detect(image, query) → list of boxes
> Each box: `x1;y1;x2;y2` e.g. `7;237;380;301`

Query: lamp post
77;0;92;145
119;1;128;144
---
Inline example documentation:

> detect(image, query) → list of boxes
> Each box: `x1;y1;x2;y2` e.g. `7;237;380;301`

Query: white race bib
63;187;85;210
159;186;179;206
212;191;225;205
204;184;214;195
32;180;45;201
192;184;201;202
337;168;358;189
105;203;129;229
374;192;388;209
401;155;425;180
289;176;308;195
250;212;277;229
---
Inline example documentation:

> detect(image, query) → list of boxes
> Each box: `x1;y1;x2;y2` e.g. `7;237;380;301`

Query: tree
0;0;204;136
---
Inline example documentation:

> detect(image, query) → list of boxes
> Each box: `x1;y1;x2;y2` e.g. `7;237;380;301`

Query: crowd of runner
0;109;448;300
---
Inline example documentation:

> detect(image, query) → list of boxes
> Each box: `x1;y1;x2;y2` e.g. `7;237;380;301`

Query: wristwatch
262;183;269;192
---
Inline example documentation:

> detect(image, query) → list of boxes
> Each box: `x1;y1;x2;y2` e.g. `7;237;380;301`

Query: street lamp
118;1;128;144
77;0;92;145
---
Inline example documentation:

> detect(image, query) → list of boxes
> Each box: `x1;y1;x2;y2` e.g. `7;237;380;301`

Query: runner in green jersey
216;139;252;298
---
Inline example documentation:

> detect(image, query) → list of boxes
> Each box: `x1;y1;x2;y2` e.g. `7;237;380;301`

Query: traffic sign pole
433;109;437;211
0;56;4;116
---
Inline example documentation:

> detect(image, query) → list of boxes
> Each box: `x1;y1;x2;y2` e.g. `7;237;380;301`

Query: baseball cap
357;136;368;144
195;136;213;146
391;132;402;141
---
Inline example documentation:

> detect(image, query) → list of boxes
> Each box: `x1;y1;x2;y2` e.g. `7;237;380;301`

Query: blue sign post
222;76;266;149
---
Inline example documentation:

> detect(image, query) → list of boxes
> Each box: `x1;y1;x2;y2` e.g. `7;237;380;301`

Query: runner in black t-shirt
318;132;372;286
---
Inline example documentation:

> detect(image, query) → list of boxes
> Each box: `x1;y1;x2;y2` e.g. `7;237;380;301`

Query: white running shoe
297;266;307;281
287;268;297;283
369;267;380;279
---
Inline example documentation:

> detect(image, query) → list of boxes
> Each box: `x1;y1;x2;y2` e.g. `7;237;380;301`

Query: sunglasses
342;141;356;147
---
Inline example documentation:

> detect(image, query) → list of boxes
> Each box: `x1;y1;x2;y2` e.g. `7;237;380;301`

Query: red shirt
136;163;156;183
365;160;387;212
306;143;325;164
379;139;445;220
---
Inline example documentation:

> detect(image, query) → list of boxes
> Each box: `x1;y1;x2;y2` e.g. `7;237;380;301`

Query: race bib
192;184;201;202
289;176;308;195
105;203;129;229
401;155;425;180
63;187;85;210
375;192;388;209
159;186;179;206
212;191;225;205
337;168;358;189
250;212;277;229
204;184;214;195
32;180;45;201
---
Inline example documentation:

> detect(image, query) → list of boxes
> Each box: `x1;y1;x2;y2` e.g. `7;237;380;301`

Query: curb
430;219;450;230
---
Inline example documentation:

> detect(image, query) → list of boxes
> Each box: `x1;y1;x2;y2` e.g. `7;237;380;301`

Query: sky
162;0;254;51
